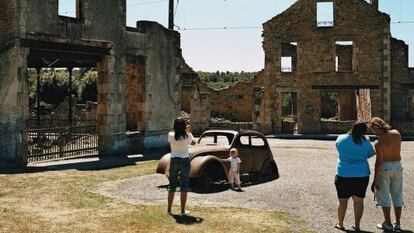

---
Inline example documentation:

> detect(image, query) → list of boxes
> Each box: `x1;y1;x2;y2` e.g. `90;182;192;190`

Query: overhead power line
128;0;168;7
179;26;261;31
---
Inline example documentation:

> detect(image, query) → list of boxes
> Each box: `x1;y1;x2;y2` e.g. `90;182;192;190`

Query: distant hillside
196;71;257;90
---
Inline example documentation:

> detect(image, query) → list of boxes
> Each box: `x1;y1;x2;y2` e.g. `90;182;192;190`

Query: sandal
352;226;361;232
335;224;345;231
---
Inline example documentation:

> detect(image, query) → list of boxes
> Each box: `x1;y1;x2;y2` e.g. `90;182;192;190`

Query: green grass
0;160;311;233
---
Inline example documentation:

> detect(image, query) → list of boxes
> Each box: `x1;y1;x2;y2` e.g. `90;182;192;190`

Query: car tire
194;162;226;192
259;161;279;180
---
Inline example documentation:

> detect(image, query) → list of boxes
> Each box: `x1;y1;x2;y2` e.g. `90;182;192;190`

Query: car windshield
198;133;234;146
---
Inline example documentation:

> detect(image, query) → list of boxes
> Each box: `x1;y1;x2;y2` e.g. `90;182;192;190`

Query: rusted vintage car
156;130;279;188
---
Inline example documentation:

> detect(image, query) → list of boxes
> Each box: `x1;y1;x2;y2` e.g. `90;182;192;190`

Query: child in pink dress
227;148;242;190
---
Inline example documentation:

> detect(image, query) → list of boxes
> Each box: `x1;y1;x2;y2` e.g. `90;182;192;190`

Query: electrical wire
128;0;168;7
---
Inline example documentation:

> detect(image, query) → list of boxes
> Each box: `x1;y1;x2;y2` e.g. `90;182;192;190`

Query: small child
227;148;242;190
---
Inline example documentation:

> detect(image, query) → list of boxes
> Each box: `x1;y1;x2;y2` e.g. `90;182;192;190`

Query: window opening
281;42;297;73
317;2;334;27
335;41;353;72
59;0;78;18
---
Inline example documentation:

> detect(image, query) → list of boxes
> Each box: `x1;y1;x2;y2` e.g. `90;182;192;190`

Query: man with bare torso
369;117;404;232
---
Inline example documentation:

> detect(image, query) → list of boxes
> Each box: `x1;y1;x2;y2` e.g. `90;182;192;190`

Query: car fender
260;158;279;179
156;153;171;176
190;155;229;179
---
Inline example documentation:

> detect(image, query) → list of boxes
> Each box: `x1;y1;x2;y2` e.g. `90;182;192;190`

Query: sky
60;0;414;72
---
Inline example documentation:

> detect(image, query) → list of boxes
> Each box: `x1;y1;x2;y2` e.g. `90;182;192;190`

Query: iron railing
27;120;98;163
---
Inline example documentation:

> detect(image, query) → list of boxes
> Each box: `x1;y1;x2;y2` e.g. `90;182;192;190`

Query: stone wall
181;67;266;123
392;122;414;136
260;0;390;134
320;120;354;134
390;38;412;121
0;0;16;43
126;55;145;132
209;82;253;122
0;0;181;165
356;89;372;122
190;89;210;135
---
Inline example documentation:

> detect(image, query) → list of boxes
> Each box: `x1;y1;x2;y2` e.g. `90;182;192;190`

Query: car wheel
260;162;279;180
195;163;225;191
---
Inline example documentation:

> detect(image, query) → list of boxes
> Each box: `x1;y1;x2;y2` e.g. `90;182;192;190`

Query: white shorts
375;161;404;208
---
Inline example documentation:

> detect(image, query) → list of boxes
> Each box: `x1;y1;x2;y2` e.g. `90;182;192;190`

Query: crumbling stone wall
338;90;357;120
181;66;266;124
356;89;372;122
0;0;16;44
0;0;181;165
258;0;390;134
390;38;412;121
190;89;210;135
126;55;145;132
209;82;253;122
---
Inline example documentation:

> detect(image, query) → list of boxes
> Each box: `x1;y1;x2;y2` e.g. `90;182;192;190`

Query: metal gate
27;119;98;163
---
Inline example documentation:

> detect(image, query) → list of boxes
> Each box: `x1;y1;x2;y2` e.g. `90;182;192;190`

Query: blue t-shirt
335;134;374;177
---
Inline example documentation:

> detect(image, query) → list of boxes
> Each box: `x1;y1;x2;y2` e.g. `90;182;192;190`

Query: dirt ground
98;139;414;233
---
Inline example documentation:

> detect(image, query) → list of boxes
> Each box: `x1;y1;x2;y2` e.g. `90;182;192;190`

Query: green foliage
80;70;98;102
282;93;293;117
27;68;98;106
196;71;257;90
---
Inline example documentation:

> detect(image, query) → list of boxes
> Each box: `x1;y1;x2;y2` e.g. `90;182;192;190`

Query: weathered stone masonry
183;0;414;135
0;0;181;165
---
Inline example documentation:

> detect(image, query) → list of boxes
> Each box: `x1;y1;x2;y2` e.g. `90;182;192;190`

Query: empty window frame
281;42;297;73
335;41;353;72
58;0;79;18
317;2;334;27
320;91;339;120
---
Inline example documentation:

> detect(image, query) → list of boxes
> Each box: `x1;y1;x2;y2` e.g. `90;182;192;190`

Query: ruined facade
183;0;414;135
0;0;181;165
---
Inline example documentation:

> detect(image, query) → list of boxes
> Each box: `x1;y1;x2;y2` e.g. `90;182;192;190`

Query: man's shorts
375;161;404;208
335;175;369;199
168;157;190;192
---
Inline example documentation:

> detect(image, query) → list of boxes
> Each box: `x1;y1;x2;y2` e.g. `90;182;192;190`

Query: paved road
98;139;414;233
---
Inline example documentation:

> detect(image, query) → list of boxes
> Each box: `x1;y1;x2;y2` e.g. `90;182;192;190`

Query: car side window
216;135;230;146
238;136;250;147
198;135;215;145
251;136;266;147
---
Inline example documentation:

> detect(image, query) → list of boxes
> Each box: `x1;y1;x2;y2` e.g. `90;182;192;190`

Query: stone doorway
281;92;298;134
23;38;111;163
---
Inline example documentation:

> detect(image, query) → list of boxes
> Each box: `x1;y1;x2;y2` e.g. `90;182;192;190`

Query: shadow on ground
157;174;279;194
171;214;203;225
0;151;165;175
338;227;413;233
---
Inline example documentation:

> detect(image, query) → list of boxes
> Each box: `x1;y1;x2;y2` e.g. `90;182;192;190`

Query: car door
251;135;269;172
234;134;253;174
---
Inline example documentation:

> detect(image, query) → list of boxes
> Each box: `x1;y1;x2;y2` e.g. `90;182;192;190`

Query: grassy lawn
0;160;310;233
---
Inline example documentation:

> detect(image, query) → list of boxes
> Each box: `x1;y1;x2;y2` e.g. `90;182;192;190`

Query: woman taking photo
334;121;375;231
167;117;196;216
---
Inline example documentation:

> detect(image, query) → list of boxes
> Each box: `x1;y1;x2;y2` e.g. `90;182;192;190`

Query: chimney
370;0;378;10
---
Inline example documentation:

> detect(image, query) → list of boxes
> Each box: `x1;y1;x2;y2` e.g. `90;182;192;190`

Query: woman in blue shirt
335;122;374;231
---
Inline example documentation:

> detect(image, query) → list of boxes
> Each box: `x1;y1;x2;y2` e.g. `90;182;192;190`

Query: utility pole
168;0;174;30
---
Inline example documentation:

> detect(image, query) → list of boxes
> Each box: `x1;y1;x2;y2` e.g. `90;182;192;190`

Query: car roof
201;130;238;135
201;129;264;136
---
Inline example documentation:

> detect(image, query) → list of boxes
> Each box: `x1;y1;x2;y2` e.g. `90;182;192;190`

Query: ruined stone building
184;0;414;135
0;0;182;165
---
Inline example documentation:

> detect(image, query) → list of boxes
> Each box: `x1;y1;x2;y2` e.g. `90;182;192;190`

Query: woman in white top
167;117;196;216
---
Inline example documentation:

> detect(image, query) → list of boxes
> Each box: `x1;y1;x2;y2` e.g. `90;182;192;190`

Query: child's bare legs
229;171;235;189
235;172;241;190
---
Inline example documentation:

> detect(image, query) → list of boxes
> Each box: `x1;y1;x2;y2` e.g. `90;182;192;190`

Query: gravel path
98;139;414;233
